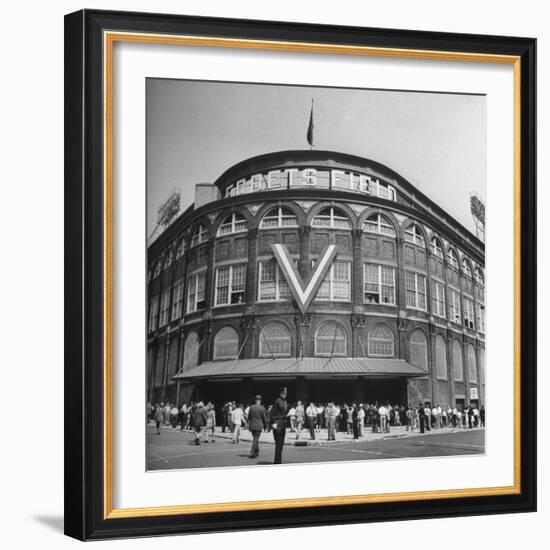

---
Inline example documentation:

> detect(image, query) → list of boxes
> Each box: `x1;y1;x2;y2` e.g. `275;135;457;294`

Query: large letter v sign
271;243;337;314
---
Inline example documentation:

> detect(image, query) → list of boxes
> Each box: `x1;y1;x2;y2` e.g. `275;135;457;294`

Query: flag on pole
306;99;314;148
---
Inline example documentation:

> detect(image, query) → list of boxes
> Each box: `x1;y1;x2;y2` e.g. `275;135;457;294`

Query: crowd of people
147;399;486;442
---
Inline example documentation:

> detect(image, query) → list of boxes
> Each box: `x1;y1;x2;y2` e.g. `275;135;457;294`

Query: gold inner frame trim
103;30;522;520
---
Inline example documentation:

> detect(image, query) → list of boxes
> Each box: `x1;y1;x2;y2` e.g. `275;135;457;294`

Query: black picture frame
64;9;536;541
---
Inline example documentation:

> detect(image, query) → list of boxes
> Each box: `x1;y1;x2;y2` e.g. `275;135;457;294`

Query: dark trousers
419;417;425;433
250;430;262;457
272;422;286;464
307;417;316;439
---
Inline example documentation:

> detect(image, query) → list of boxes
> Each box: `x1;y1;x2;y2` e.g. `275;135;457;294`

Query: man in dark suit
247;394;268;458
271;387;288;464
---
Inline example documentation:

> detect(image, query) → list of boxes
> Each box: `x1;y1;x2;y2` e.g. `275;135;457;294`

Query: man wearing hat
271;387;289;464
247;394;268;458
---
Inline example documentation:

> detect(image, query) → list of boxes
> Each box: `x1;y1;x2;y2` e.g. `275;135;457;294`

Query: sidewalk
150;422;484;447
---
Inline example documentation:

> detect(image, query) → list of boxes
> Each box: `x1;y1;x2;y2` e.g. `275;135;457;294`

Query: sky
146;78;486;236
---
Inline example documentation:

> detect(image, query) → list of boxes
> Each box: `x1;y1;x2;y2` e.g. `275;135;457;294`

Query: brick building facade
147;150;485;410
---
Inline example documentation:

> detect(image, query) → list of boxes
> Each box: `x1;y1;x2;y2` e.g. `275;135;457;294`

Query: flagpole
310;98;313;150
307;98;314;150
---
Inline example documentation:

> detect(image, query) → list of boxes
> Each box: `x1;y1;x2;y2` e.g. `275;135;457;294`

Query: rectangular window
215;264;246;306
363;264;396;305
464;296;475;329
171;281;185;320
315;260;351;302
159;289;171;327
432;281;446;318
258;260;291;301
187;271;206;313
405;271;427;310
476;303;486;333
148;296;159;332
448;288;462;324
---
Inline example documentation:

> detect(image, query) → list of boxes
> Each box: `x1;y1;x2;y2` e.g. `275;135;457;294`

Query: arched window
404;224;425;247
367;324;394;357
475;267;485;286
363;214;396;237
447;248;459;269
259;206;297;229
430;237;444;259
175;239;186;259
312;207;351;229
314;322;347;357
410;329;428;371
467;343;477;383
153;260;162;278
435;334;448;379
462;258;473;278
217;212;248;236
182;332;200;371
163;249;173;270
452;339;464;381
191;224;208;247
259;323;291;357
213;327;239;360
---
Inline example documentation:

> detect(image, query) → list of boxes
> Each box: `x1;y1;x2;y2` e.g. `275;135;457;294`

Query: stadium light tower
470;192;485;242
147;189;181;244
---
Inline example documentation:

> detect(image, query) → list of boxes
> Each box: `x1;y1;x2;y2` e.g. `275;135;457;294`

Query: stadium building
147;150;485;410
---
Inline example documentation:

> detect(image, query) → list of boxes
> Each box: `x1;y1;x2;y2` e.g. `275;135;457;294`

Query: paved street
147;425;485;470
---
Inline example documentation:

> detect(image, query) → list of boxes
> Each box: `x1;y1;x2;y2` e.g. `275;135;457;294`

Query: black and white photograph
145;79;487;470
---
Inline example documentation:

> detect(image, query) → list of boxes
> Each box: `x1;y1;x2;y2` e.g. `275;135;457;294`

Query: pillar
351;315;367;357
351;229;363;307
298;226;311;281
245;228;258;304
295;314;311;358
462;334;471;406
242;316;256;359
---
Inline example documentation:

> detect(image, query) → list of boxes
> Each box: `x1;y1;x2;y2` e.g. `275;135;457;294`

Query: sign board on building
469;387;479;400
223;168;397;200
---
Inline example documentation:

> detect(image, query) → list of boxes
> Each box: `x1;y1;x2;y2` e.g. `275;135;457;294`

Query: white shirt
231;408;245;427
378;406;387;416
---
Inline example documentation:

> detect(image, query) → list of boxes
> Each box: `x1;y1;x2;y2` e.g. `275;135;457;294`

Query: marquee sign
224;168;397;201
271;243;337;314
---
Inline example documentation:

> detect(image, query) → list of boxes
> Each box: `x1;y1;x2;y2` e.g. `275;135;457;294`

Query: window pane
368;324;394;356
213;327;239;360
315;323;346;356
260;323;291;357
435;335;447;379
410;330;428;371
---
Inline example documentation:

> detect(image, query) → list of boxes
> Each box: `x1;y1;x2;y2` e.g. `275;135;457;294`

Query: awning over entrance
173;357;426;381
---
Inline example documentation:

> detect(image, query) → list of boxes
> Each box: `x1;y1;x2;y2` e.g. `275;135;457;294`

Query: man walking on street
231;403;246;444
326;401;339;440
306;401;317;440
418;403;426;434
271;387;288;464
193;401;208;445
247;395;267;458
